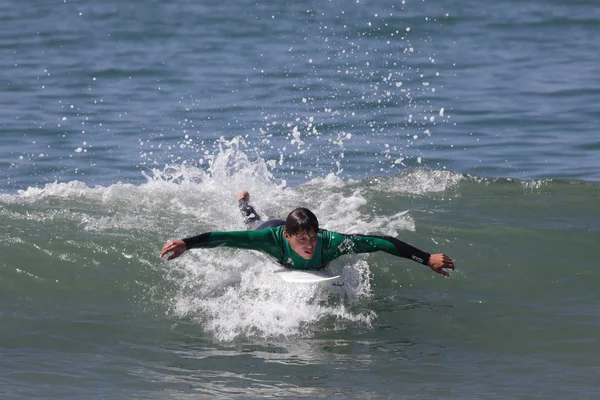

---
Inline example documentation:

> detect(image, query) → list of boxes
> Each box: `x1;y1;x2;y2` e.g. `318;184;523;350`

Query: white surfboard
274;269;342;284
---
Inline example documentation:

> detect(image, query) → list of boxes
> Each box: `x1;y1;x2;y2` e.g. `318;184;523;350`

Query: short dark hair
285;207;319;235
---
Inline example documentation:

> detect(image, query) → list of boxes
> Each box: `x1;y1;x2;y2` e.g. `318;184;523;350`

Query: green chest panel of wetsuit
183;226;431;270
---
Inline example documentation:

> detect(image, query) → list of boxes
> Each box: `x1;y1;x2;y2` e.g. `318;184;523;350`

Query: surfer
160;191;454;276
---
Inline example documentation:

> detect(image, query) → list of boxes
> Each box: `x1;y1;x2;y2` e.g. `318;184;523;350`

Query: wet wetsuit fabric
182;226;431;270
238;198;262;227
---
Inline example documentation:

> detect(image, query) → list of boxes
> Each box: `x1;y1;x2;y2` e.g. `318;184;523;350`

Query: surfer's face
285;230;318;259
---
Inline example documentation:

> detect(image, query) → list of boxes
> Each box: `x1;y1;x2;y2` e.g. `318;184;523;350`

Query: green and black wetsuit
182;225;431;270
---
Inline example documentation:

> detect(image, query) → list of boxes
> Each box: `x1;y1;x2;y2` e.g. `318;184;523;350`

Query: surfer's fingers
160;246;170;257
434;264;453;277
160;241;176;257
438;268;449;277
443;255;454;269
164;240;177;249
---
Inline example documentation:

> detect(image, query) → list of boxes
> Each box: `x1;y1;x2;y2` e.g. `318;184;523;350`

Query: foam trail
164;251;375;341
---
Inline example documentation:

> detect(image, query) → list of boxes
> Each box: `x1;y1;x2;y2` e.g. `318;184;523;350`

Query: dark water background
1;0;599;398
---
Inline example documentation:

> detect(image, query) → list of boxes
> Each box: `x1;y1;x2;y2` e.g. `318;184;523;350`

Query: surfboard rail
274;269;343;285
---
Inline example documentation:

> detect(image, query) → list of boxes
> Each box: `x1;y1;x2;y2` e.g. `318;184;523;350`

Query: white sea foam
386;168;464;195
165;250;374;341
0;141;444;341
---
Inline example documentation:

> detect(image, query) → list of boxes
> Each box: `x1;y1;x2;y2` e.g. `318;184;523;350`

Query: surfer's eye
296;233;317;242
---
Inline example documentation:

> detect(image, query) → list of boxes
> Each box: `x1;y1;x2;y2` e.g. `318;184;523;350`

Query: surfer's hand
427;253;454;277
161;240;187;260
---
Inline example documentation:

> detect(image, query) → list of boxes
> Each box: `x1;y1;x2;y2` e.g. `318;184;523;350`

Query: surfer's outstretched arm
160;233;214;261
160;191;262;260
325;231;454;276
161;228;284;262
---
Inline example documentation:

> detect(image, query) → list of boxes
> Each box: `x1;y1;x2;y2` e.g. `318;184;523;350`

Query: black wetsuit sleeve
323;231;431;266
182;232;211;249
367;235;431;265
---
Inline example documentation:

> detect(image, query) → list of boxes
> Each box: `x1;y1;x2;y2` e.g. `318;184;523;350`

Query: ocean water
1;0;599;399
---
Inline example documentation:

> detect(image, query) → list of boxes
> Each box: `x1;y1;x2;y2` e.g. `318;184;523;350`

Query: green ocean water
2;160;599;398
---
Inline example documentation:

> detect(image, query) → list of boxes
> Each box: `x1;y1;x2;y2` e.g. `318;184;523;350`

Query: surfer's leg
237;190;262;228
237;190;285;230
236;190;250;202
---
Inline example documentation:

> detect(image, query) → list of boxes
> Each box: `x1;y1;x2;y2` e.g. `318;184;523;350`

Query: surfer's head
284;207;319;259
285;207;319;235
